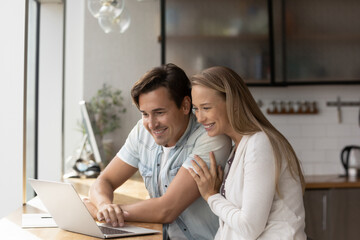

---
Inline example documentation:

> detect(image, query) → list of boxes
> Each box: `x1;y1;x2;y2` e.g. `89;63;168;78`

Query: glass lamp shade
115;8;131;33
98;4;118;33
88;0;102;18
112;0;125;18
89;0;128;34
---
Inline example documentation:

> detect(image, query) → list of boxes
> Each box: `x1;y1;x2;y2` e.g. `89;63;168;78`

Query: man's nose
148;116;158;129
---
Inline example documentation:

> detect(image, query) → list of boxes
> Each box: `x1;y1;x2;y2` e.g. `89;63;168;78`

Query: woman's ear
182;96;191;114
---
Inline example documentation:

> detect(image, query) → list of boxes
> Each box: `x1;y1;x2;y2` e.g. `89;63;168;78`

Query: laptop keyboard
99;226;132;235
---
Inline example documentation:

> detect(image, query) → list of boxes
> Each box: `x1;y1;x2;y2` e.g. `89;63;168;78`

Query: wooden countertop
69;172;360;192
305;174;360;189
65;171;149;204
0;197;161;240
0;173;162;240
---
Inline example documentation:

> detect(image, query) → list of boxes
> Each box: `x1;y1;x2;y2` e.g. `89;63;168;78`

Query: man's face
139;87;190;147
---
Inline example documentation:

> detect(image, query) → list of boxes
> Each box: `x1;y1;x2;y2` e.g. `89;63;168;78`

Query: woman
188;66;306;239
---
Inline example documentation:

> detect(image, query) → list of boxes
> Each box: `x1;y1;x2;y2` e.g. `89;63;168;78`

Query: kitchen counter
305;174;360;189
65;172;149;204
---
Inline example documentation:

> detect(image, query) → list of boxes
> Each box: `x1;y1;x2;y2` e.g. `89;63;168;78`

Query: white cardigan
207;132;306;240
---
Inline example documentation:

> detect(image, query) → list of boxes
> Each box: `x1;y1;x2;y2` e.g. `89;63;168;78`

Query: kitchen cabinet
161;0;360;85
280;0;360;84
304;186;360;240
161;0;272;84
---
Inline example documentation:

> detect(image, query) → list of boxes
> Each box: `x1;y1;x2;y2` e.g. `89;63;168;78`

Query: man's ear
182;96;191;114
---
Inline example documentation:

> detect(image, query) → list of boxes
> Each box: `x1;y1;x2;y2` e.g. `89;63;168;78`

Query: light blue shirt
117;114;232;240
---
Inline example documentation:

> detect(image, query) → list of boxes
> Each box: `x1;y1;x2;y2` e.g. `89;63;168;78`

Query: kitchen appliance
341;145;360;177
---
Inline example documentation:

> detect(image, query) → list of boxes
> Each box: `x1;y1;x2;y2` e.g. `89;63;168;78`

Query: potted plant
88;83;126;138
86;83;126;165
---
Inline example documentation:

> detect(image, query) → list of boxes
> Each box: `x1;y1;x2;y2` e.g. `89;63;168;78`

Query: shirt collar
174;113;197;148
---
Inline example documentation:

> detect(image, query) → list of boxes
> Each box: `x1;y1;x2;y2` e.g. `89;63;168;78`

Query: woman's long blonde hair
191;66;305;194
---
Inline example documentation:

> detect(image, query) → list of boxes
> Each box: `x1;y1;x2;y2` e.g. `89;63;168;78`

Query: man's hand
188;152;224;201
97;203;130;227
82;197;98;219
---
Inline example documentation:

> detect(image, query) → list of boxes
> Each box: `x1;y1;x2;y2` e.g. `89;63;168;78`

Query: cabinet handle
322;195;327;231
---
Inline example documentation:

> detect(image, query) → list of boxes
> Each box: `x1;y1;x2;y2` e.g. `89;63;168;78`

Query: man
87;63;231;240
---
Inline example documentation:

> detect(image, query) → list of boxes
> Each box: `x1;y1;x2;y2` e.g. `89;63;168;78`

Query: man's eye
142;113;148;117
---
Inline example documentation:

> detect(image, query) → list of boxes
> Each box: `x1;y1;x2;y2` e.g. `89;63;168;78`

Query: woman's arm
208;134;276;239
190;134;277;239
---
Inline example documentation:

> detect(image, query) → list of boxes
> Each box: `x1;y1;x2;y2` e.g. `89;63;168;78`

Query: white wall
250;86;360;176
83;0;161;152
63;0;161;167
63;0;85;173
0;0;26;218
37;2;64;181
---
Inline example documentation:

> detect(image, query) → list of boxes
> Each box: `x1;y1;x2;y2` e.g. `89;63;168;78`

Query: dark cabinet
304;188;360;240
161;0;360;85
161;0;272;84
280;0;360;84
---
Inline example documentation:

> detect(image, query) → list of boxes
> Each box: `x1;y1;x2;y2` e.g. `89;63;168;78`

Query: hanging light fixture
87;0;131;34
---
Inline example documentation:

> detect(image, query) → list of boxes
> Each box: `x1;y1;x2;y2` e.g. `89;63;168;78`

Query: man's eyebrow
140;108;166;113
152;108;166;111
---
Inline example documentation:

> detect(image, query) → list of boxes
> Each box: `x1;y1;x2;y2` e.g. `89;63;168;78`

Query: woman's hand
187;152;224;201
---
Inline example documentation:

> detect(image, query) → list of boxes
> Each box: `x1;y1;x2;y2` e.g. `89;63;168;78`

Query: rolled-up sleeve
117;122;141;168
182;132;232;170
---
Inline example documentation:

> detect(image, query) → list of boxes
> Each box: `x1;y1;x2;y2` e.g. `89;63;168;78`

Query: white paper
22;213;58;228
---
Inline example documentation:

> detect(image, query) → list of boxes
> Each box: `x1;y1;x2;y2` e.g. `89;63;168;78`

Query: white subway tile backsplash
298;150;326;163
266;115;289;124
276;124;302;137
288;137;314;150
337;137;360;148
301;125;327;137
312;162;342;175
301;163;314;176
324;149;340;159
250;85;360;175
350;126;360;136
314;138;338;150
326;125;356;137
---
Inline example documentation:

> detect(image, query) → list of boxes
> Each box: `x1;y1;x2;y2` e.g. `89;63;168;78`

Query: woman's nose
196;111;205;123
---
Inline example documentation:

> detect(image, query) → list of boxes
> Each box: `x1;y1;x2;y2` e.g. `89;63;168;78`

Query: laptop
28;179;160;239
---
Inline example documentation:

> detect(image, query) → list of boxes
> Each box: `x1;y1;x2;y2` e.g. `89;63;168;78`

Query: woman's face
191;85;230;137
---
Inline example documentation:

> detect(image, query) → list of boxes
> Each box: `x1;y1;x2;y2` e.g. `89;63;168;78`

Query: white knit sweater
207;132;306;240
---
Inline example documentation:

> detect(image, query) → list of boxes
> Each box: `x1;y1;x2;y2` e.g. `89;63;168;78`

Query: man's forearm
121;168;201;224
89;178;115;208
121;197;174;224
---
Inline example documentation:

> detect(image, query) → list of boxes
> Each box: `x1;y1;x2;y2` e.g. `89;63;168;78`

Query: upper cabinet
282;0;360;84
161;0;272;85
161;0;360;85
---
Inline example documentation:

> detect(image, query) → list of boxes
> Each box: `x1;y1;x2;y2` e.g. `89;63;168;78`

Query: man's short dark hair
131;63;191;109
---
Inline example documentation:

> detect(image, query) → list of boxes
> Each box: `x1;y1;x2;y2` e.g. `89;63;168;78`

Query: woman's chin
206;130;219;137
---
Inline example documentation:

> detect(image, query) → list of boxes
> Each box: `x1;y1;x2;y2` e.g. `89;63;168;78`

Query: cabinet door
282;0;360;83
328;188;360;240
303;190;329;240
162;0;272;84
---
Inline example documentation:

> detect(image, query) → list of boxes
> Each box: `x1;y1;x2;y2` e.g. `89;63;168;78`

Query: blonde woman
188;66;306;240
